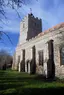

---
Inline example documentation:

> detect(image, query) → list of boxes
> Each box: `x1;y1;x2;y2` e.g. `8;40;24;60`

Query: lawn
0;69;64;95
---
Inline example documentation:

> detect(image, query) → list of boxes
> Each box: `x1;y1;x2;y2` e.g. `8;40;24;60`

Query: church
12;13;64;78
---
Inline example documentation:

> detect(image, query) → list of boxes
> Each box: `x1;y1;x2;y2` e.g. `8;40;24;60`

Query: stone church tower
19;13;42;44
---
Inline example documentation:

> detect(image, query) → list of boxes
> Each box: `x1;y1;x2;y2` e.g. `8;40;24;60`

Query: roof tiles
37;22;64;37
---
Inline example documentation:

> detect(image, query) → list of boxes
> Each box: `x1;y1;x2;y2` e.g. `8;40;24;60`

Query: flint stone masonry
12;13;64;78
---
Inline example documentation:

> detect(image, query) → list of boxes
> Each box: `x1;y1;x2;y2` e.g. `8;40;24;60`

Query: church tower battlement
19;13;42;44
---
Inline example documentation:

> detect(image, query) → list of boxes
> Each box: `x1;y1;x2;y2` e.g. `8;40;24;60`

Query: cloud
0;46;15;55
26;0;64;30
0;18;20;33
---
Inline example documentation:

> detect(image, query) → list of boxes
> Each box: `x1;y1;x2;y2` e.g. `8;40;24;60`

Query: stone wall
53;29;64;78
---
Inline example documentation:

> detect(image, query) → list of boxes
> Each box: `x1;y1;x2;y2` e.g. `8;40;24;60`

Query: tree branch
0;31;13;45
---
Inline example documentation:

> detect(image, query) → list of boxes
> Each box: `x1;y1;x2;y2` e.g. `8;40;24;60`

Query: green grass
0;69;64;95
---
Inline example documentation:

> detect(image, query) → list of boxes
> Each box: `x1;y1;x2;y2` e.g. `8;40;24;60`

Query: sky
0;0;64;55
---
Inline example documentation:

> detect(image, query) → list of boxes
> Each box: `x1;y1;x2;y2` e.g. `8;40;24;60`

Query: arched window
38;50;44;66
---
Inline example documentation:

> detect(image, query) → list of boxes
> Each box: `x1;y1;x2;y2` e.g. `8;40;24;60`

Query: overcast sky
0;0;64;55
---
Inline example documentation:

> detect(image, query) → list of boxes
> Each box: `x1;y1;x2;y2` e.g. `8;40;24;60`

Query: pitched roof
37;22;64;37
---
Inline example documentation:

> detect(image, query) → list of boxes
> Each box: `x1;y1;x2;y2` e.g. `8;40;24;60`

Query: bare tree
0;49;13;70
0;0;27;45
0;0;38;45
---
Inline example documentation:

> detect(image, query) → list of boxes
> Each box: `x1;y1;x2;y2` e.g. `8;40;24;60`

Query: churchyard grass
0;69;64;95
